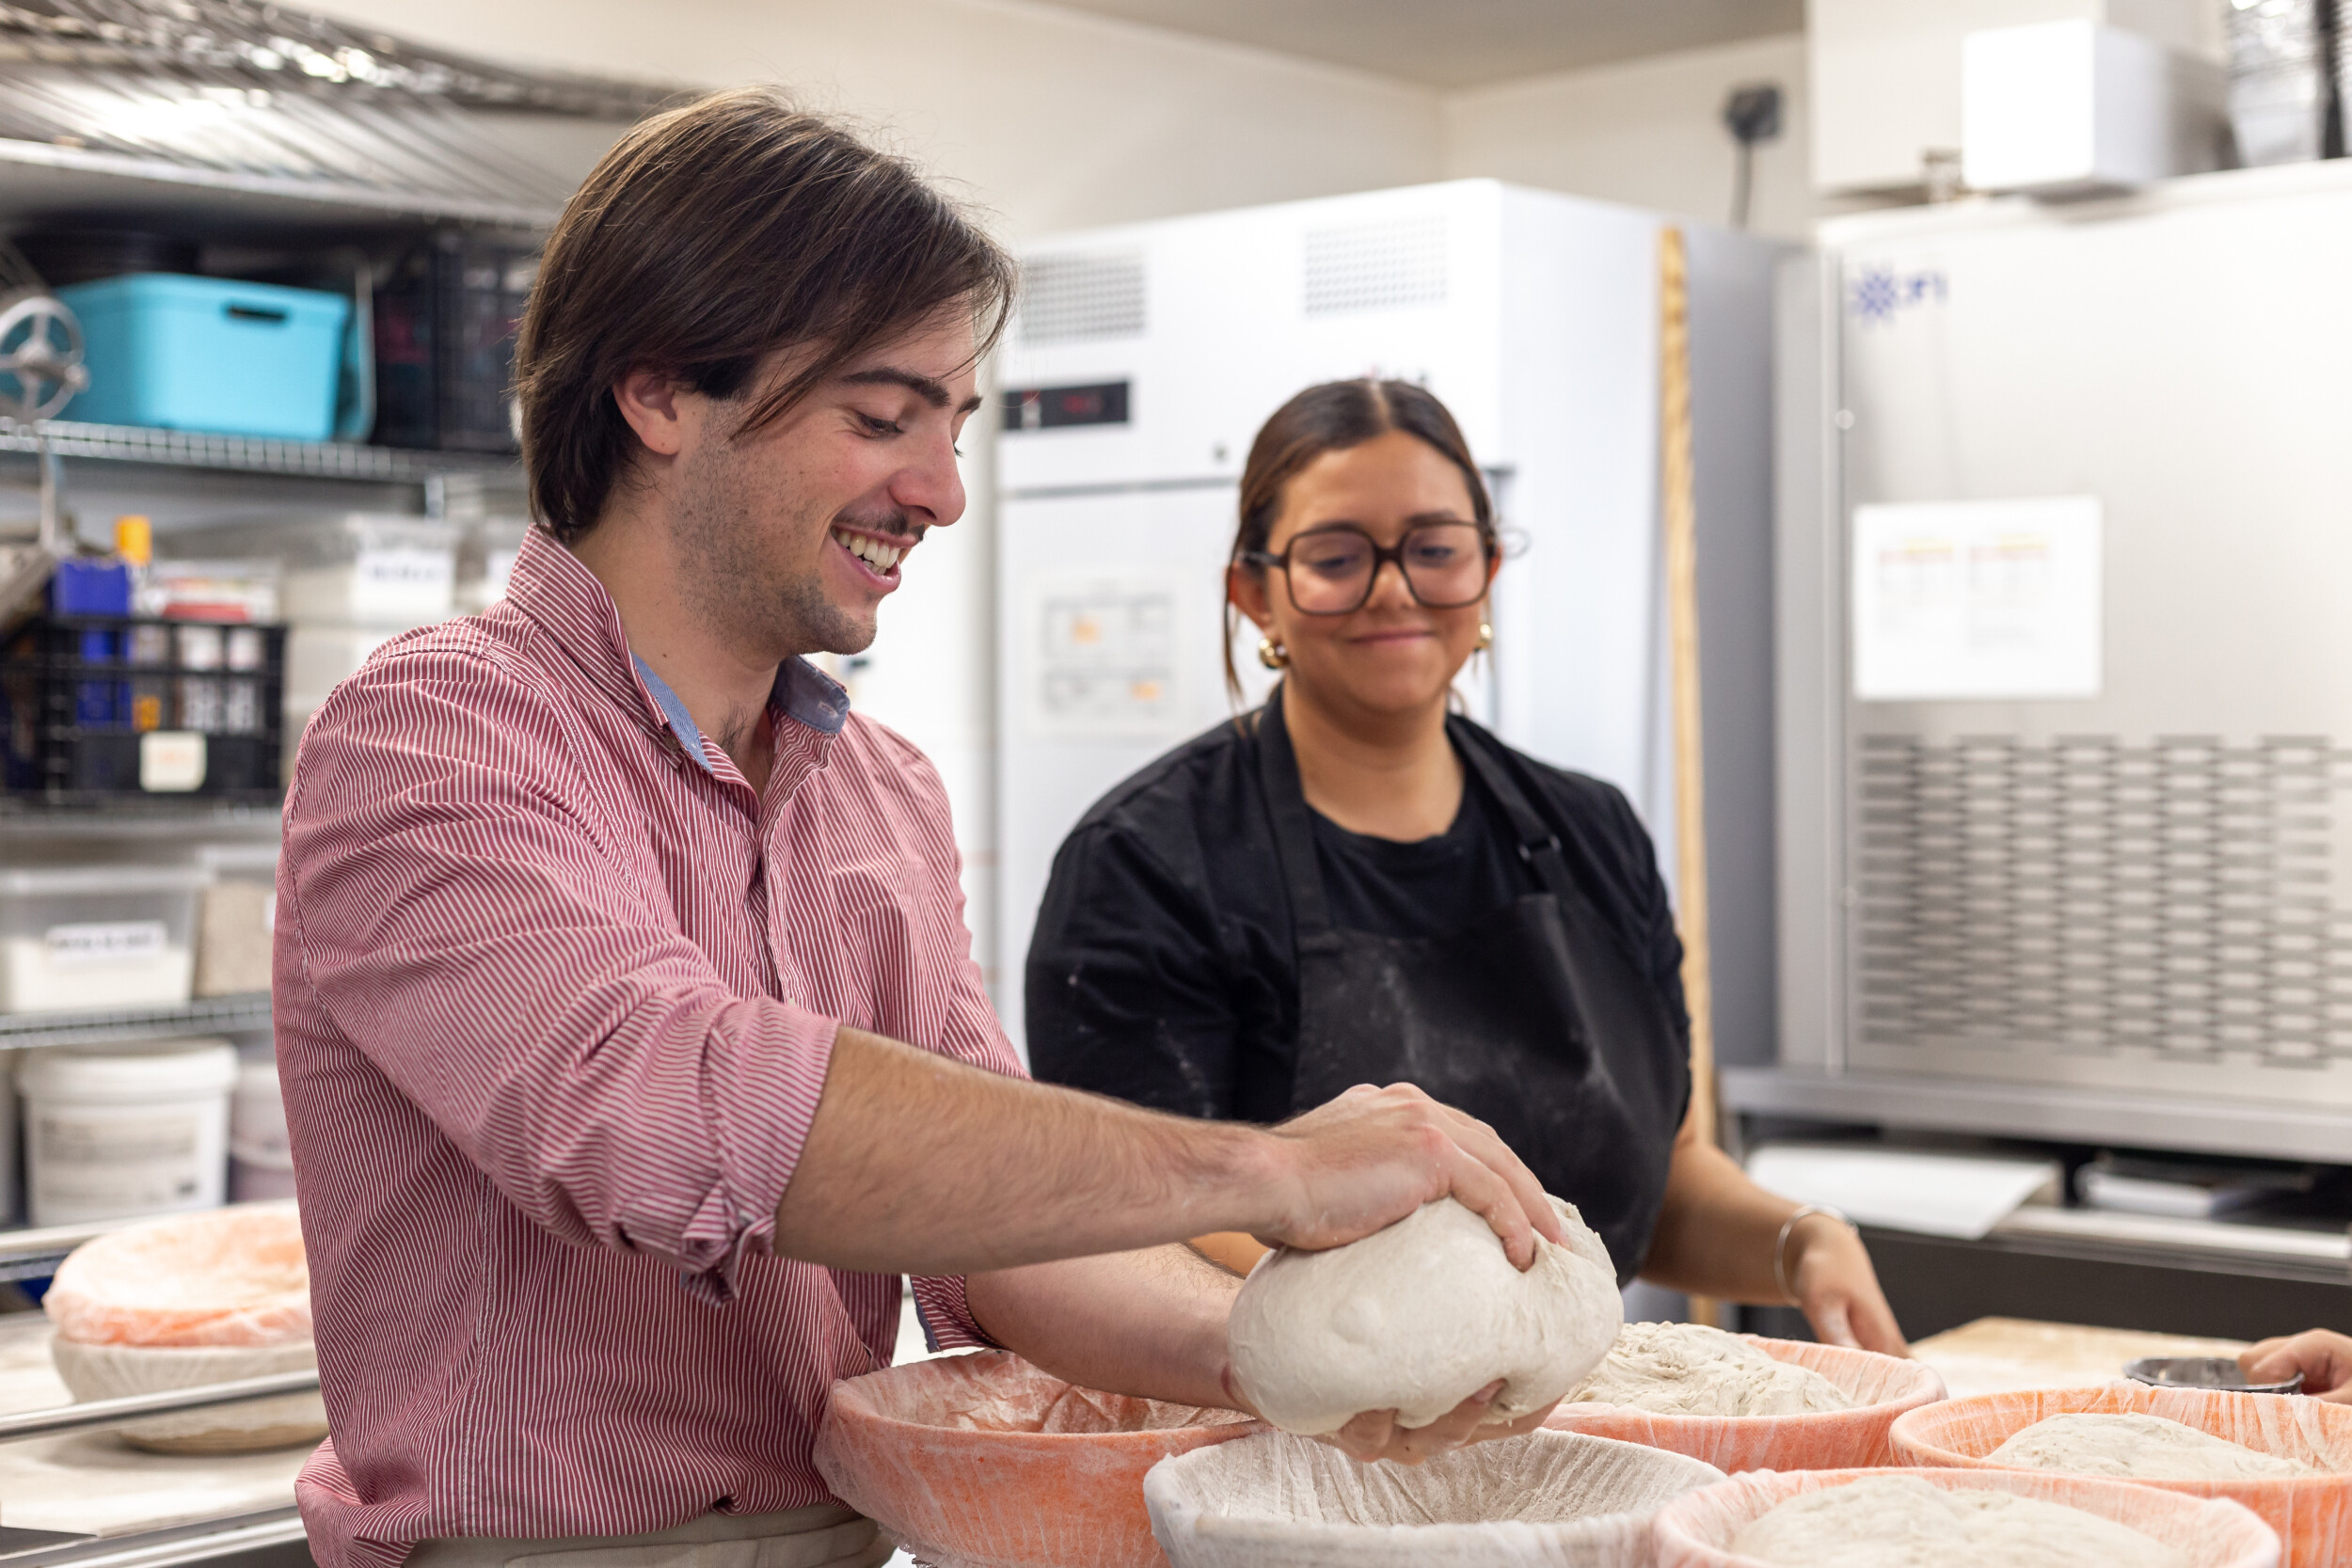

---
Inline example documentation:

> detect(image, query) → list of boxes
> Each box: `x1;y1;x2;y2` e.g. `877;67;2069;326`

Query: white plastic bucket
229;1055;295;1203
18;1040;238;1225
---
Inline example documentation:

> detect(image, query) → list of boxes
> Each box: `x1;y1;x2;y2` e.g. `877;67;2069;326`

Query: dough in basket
1731;1474;2186;1568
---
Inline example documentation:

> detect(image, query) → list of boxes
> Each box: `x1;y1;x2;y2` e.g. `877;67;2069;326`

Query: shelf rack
0;420;516;485
0;994;268;1054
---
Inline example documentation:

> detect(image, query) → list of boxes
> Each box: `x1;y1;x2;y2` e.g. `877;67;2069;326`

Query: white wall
1441;34;1820;242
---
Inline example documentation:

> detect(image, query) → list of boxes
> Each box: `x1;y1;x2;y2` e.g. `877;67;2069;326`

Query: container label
43;920;168;969
140;730;207;791
35;1111;209;1210
356;548;454;593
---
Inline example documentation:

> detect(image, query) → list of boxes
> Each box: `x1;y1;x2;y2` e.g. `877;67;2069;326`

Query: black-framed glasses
1242;522;1492;615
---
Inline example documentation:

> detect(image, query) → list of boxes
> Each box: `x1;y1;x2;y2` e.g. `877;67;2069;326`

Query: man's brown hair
516;88;1017;544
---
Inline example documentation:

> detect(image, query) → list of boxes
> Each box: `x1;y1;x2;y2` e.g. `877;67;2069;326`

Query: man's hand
2240;1330;2352;1400
1786;1215;1907;1356
1256;1083;1563;1270
1218;1366;1558;1465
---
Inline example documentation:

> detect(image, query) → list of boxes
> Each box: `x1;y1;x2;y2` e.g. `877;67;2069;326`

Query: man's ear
613;369;689;457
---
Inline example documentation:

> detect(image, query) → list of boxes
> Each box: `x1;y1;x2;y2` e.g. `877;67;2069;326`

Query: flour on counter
1567;1321;1857;1417
1988;1411;2315;1480
1731;1475;2187;1568
1226;1196;1621;1435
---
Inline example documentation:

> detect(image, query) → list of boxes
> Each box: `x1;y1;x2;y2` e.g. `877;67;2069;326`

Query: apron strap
1451;720;1581;909
1255;683;1337;937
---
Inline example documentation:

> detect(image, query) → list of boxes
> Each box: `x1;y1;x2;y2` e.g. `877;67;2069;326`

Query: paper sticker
140;730;208;792
355;548;454;593
1852;497;2103;701
45;921;168;969
1021;572;1191;739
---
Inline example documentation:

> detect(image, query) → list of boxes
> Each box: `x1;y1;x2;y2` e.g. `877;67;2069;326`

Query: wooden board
1912;1315;2250;1402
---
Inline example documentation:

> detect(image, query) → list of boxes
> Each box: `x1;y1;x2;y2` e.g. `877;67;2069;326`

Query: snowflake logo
1847;264;1948;327
1851;266;1901;324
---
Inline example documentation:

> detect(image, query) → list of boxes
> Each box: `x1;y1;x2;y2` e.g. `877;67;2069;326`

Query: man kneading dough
275;88;1565;1568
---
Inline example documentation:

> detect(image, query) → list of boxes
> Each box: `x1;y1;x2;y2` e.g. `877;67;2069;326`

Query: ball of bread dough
1227;1196;1623;1435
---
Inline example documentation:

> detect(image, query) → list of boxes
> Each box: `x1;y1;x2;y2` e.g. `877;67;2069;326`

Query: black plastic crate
373;230;538;453
1;616;287;805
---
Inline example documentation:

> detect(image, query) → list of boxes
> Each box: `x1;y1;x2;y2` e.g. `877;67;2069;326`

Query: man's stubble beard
670;437;877;658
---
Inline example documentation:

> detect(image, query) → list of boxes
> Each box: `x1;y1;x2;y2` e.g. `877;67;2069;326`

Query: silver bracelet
1773;1203;1854;1306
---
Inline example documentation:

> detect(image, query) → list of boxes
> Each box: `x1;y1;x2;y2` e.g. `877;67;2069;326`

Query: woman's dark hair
516;87;1017;544
1224;378;1496;701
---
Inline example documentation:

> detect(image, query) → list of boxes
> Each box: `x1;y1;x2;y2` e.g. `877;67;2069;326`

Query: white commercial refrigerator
993;180;1783;1059
1753;159;2352;1160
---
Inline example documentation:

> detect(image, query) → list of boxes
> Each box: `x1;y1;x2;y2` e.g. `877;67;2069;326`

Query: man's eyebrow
841;366;982;415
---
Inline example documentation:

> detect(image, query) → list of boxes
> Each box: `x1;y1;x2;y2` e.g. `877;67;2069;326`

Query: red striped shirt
275;530;1018;1568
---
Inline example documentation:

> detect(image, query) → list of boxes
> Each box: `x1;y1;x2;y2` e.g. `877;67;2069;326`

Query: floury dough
1730;1475;2187;1568
1226;1196;1621;1435
1567;1320;1857;1417
1988;1411;2315;1481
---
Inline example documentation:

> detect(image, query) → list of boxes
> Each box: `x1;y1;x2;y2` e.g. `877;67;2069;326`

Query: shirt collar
502;529;851;773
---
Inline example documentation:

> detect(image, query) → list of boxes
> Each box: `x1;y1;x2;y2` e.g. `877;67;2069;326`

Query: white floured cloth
404;1504;891;1568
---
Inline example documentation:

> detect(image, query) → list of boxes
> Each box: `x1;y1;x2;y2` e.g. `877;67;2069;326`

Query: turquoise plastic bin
57;274;351;442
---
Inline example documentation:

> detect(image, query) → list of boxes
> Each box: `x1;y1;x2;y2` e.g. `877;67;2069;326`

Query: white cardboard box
1963;20;2226;194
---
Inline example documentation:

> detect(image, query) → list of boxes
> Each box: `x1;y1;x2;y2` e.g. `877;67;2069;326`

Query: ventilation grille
1303;215;1447;317
1856;735;2352;1069
1019;251;1146;346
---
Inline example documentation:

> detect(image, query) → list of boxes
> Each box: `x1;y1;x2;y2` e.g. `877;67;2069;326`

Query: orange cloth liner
1543;1334;1944;1471
1891;1383;2352;1568
44;1207;310;1348
816;1350;1259;1568
1651;1465;2281;1568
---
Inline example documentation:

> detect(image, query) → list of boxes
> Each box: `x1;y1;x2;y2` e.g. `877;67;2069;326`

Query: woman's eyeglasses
1242;522;1492;615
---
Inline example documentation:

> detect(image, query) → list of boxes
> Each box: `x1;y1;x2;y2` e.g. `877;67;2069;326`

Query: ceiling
1025;0;1806;89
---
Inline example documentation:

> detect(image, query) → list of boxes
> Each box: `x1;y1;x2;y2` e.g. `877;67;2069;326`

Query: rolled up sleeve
284;648;838;1301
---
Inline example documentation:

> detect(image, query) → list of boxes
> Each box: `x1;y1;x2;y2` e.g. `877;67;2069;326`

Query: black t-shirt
1311;771;1525;942
1025;706;1691;1126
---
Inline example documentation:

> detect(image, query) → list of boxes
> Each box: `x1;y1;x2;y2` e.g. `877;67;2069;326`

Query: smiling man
275;88;1565;1568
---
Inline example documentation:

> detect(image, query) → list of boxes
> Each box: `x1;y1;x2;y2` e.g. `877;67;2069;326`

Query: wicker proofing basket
1544;1336;1946;1471
1147;1426;1724;1568
813;1350;1261;1568
1649;1465;2280;1568
1889;1384;2352;1568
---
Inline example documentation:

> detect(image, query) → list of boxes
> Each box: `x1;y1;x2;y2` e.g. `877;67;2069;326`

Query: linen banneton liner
1890;1383;2352;1568
43;1203;310;1347
1147;1426;1724;1568
1543;1335;1945;1471
1649;1465;2280;1568
814;1350;1260;1568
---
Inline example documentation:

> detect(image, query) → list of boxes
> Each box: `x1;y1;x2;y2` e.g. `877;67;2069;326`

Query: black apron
1253;685;1689;1282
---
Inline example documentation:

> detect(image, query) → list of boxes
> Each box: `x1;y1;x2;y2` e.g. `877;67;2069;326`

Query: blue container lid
56;273;349;324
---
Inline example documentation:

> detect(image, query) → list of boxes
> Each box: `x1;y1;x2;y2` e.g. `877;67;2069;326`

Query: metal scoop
2124;1355;2303;1395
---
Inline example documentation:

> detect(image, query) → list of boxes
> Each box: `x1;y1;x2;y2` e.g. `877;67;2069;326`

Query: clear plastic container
229;1054;294;1203
194;844;278;998
285;624;405;713
456;516;532;614
159;514;457;624
0;865;208;1012
17;1040;239;1224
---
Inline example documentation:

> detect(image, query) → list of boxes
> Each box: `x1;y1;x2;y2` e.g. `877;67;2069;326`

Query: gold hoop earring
1475;622;1494;651
1257;636;1289;670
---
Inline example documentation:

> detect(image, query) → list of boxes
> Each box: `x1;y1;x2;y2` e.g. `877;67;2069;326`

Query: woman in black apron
1026;377;1904;1353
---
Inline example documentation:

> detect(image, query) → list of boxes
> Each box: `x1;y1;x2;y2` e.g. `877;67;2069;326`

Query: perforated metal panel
1855;734;2352;1074
1302;214;1447;316
1018;251;1145;345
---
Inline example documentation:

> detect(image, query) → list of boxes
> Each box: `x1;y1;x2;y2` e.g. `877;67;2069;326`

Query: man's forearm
772;1026;1283;1275
964;1245;1242;1410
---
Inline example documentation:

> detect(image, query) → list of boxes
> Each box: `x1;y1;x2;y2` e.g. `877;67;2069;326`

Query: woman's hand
1220;1365;1557;1464
1786;1212;1907;1356
2240;1330;2352;1401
